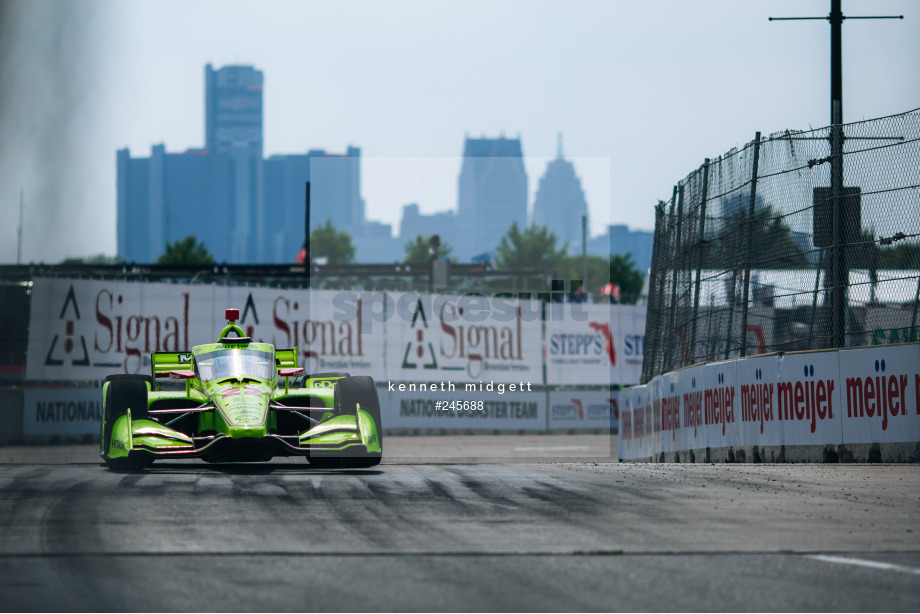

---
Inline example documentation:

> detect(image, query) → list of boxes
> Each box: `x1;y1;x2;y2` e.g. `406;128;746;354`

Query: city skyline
1;0;918;263
119;67;621;265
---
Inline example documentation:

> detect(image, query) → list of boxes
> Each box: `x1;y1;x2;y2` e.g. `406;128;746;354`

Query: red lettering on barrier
741;382;774;434
622;411;632;441
661;395;681;440
704;386;735;436
682;391;703;437
778;378;834;433
845;373;909;431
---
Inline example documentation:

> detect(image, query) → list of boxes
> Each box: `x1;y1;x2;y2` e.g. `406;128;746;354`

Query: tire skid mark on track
359;471;473;553
450;472;522;511
38;479;129;611
320;469;463;552
0;468;52;546
294;470;395;551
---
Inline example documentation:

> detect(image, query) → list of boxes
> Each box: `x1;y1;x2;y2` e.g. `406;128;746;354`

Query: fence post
642;203;667;384
740;132;762;357
807;249;825;350
911;274;920;335
668;185;683;372
689;159;711;365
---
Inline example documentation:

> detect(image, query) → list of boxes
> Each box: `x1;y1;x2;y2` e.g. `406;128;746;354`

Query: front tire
310;376;382;469
101;375;152;470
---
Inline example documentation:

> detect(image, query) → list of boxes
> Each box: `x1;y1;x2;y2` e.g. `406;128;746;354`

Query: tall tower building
117;63;397;264
532;137;589;250
456;136;528;260
205;64;264;261
205;64;263;157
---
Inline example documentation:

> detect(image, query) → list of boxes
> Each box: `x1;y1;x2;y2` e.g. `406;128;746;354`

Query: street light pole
770;0;903;348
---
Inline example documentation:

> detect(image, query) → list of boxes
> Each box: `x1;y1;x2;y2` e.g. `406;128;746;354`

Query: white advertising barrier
547;389;618;431
259;288;385;379
384;292;543;384
23;387;101;436
26;278;386;381
618;342;920;461
384;385;545;431
544;303;645;386
27;277;215;380
839;344;920;444
617;305;647;385
618;384;656;460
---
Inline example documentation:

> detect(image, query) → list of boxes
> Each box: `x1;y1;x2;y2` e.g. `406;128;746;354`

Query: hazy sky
1;0;917;263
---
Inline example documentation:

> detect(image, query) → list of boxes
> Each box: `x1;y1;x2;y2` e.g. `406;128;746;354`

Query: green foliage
704;204;808;269
495;223;568;271
837;229;920;270
558;254;610;295
609;252;645;304
310;219;355;264
156;236;215;265
60;253;124;265
404;234;452;263
878;242;920;269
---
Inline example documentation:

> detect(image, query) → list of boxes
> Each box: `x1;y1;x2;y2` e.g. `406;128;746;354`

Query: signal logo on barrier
43;285;90;368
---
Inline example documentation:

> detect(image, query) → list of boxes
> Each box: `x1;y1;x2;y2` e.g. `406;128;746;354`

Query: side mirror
278;367;304;393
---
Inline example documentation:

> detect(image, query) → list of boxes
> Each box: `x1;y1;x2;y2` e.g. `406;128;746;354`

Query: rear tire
300;372;349;388
102;376;152;470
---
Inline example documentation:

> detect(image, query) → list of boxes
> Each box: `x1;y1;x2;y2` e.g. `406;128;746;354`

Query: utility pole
17;191;23;265
770;1;903;348
304;181;311;288
581;215;587;298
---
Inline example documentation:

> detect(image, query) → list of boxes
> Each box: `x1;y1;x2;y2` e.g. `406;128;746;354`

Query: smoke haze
0;0;111;263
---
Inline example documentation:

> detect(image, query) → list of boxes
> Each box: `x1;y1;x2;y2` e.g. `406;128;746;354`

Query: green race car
99;308;382;470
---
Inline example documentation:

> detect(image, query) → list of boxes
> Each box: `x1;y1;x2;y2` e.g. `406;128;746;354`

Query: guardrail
619;342;920;463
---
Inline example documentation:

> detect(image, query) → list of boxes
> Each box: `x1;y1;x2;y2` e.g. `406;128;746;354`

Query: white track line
807;555;920;576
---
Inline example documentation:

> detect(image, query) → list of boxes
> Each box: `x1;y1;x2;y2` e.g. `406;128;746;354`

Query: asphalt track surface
1;435;918;612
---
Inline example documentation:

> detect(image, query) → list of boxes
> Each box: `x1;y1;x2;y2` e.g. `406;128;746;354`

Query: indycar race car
99;308;382;470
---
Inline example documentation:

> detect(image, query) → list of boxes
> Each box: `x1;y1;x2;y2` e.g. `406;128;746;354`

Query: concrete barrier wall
0;389;23;445
2;384;619;444
617;343;920;463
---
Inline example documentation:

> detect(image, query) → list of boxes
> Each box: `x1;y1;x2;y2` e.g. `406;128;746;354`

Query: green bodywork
99;317;382;466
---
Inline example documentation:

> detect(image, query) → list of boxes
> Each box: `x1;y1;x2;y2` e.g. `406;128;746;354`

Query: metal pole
740;133;762;357
643;202;666;384
829;0;846;348
911;274;920;335
582;215;587;297
807;249;825;350
304;181;311;288
689;159;710;364
668;185;683;371
17;191;23;265
723;183;747;362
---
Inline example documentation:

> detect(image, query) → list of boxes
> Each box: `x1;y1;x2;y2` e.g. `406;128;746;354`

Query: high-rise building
587;224;655;271
532;142;589;251
456;136;528;260
721;191;765;220
117;63;402;264
263;147;395;262
205;64;263;157
399;203;457;252
117;145;235;263
204;64;264;261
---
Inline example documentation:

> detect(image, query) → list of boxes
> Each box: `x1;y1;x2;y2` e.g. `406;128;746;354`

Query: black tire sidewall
102;376;150;469
326;375;382;467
